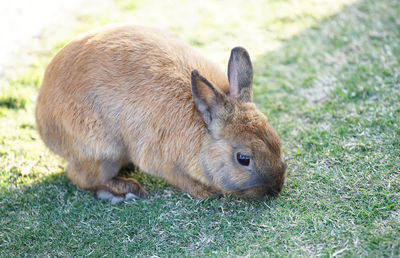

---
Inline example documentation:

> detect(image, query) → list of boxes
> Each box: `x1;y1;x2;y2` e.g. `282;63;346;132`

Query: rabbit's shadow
1;168;277;252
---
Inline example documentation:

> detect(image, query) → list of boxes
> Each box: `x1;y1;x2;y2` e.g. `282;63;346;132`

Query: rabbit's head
191;47;287;199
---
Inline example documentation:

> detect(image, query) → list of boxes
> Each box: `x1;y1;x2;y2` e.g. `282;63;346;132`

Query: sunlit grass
107;0;358;64
1;0;399;256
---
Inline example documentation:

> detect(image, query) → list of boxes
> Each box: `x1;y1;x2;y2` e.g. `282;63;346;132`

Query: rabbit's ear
191;70;226;126
227;47;253;102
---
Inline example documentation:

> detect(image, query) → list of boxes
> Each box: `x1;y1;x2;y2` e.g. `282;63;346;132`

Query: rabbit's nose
265;184;282;197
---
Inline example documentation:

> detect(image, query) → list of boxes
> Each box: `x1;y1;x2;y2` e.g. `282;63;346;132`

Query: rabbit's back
36;25;229;172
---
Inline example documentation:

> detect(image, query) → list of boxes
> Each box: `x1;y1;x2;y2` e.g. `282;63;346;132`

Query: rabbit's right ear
191;70;226;126
227;47;253;102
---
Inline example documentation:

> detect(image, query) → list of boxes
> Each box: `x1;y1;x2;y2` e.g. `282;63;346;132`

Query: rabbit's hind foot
96;189;139;204
96;177;148;203
67;159;147;203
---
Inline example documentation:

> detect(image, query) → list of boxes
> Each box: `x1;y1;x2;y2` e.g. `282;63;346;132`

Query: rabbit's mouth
217;170;284;199
236;162;287;199
234;184;282;199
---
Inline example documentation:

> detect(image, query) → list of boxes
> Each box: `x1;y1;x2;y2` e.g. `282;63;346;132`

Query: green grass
1;0;399;256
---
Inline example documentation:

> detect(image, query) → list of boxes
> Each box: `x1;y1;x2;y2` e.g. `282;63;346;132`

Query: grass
1;0;399;256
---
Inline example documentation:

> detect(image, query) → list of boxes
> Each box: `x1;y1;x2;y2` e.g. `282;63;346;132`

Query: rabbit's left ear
227;47;253;102
191;70;227;126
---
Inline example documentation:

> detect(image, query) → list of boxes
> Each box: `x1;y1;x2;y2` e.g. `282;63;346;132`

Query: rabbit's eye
237;153;250;166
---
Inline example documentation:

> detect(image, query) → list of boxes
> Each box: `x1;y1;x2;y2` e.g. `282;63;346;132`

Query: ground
0;0;399;256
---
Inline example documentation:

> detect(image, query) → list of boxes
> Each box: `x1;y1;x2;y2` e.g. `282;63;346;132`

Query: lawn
1;0;399;256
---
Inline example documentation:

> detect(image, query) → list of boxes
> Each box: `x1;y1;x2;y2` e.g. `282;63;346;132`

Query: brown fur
35;24;286;199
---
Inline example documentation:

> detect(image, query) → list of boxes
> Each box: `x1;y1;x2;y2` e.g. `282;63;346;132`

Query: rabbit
35;24;287;201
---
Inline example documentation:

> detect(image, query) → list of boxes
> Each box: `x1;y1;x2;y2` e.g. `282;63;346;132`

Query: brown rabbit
35;24;287;202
